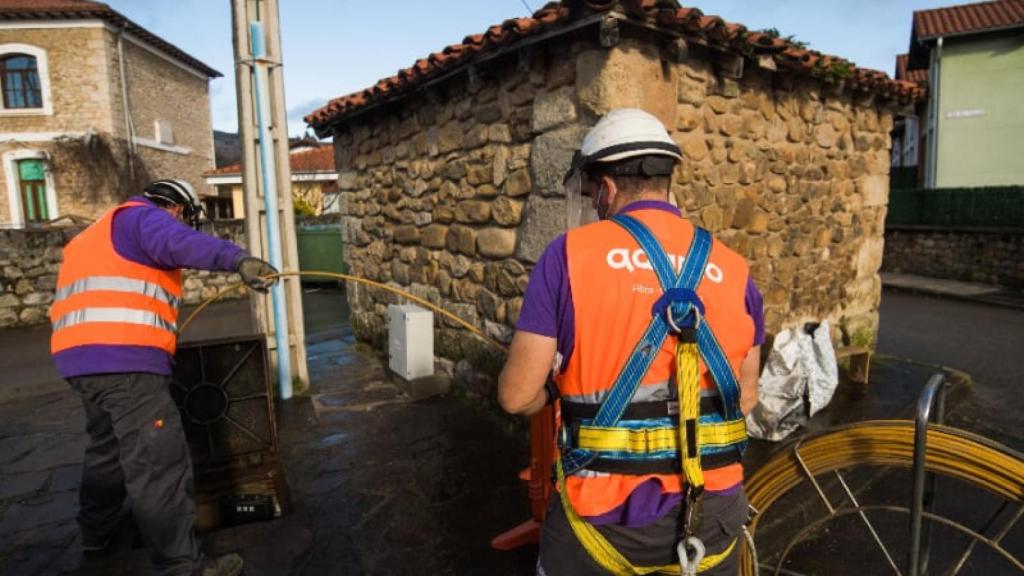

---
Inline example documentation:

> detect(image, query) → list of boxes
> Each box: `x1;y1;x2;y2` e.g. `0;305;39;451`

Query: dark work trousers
69;373;200;576
538;487;749;575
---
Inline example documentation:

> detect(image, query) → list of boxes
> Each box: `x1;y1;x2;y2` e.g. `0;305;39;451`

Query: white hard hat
563;109;682;230
565;108;682;181
143;178;205;228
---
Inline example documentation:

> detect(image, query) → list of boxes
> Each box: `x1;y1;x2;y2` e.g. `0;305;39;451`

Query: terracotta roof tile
895;53;929;87
306;1;923;132
914;0;1024;39
204;145;335;177
0;0;221;77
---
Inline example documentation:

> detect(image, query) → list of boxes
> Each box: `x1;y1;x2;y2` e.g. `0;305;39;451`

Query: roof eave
309;5;924;135
917;22;1024;42
309;12;608;138
0;9;221;78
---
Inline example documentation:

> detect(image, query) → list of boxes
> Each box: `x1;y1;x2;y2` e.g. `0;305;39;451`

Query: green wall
936;33;1024;187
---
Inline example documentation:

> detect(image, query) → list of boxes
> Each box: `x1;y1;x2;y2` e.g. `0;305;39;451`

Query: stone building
203;143;339;219
0;0;220;228
306;0;922;380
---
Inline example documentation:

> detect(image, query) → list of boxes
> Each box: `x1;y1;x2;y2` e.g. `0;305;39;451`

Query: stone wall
0;27;118;134
0;220;246;329
332;36;897;388
116;37;216;195
883;227;1024;289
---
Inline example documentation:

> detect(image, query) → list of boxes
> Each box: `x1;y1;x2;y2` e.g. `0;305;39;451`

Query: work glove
236;256;279;293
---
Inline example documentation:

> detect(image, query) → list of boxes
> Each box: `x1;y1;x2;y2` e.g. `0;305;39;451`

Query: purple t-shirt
515;200;764;527
52;196;246;379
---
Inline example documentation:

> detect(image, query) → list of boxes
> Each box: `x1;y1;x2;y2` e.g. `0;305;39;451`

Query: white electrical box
388;304;434;381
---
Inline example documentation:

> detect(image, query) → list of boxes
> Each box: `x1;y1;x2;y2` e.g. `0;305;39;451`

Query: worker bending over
51;179;276;576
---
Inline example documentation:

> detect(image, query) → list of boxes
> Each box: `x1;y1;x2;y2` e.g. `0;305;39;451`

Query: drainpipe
250;21;293;400
117;24;137;178
924;37;943;189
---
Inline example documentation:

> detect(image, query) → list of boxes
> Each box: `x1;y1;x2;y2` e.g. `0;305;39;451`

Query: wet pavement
0;286;1021;575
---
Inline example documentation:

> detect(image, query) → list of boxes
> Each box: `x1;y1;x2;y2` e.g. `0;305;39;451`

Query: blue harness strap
561;214;746;475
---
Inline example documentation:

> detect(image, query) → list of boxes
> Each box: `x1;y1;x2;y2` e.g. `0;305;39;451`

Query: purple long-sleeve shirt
514;200;764;528
53;196;246;379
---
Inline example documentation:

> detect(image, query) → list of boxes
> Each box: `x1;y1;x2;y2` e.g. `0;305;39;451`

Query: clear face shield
564;151;599;230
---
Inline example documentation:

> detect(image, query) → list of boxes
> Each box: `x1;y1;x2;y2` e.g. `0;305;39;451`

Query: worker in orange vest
499;109;764;575
51;179;276;576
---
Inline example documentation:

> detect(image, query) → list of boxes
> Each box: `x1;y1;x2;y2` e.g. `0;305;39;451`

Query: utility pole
230;0;308;397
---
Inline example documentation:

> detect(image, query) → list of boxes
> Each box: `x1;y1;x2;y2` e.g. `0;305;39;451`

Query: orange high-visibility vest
50;201;183;356
556;208;754;518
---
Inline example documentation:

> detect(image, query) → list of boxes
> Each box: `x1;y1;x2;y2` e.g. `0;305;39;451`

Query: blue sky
104;0;955;137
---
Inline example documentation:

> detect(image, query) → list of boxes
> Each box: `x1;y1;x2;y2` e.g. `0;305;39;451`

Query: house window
1;54;42;110
17;159;49;224
203;196;234;220
155;119;175;145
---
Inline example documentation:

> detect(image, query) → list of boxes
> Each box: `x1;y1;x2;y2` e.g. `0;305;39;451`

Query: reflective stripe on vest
54;276;182;309
52;307;177;333
561;379;674;405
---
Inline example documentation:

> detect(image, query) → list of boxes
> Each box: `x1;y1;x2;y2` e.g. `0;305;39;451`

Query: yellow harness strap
676;341;704;491
556;459;735;575
556;342;736;575
576;420;747;454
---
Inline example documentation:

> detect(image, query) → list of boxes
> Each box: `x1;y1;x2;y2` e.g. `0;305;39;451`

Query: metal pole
249;21;292;400
909;373;948;575
231;0;308;396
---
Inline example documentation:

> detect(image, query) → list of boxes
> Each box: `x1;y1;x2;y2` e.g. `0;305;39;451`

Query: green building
893;0;1024;188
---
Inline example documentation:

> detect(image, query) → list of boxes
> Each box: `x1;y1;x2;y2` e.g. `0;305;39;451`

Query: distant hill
214;130;241;168
213;131;328;168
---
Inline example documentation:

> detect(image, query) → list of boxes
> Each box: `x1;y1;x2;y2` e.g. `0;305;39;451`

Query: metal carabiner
677;536;706;576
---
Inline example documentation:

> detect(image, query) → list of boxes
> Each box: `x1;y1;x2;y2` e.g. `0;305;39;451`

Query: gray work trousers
69;373;200;576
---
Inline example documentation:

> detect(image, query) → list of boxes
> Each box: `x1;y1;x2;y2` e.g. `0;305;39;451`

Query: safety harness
557;214;748;575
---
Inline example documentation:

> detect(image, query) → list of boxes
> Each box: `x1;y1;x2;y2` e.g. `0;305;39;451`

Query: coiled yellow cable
739;420;1024;575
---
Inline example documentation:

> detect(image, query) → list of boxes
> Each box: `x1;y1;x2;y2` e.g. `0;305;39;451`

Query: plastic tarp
745;321;839;441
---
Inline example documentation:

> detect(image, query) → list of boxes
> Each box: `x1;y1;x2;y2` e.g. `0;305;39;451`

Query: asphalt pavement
877;288;1024;449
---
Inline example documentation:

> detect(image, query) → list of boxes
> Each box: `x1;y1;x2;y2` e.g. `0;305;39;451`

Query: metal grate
171;336;277;464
